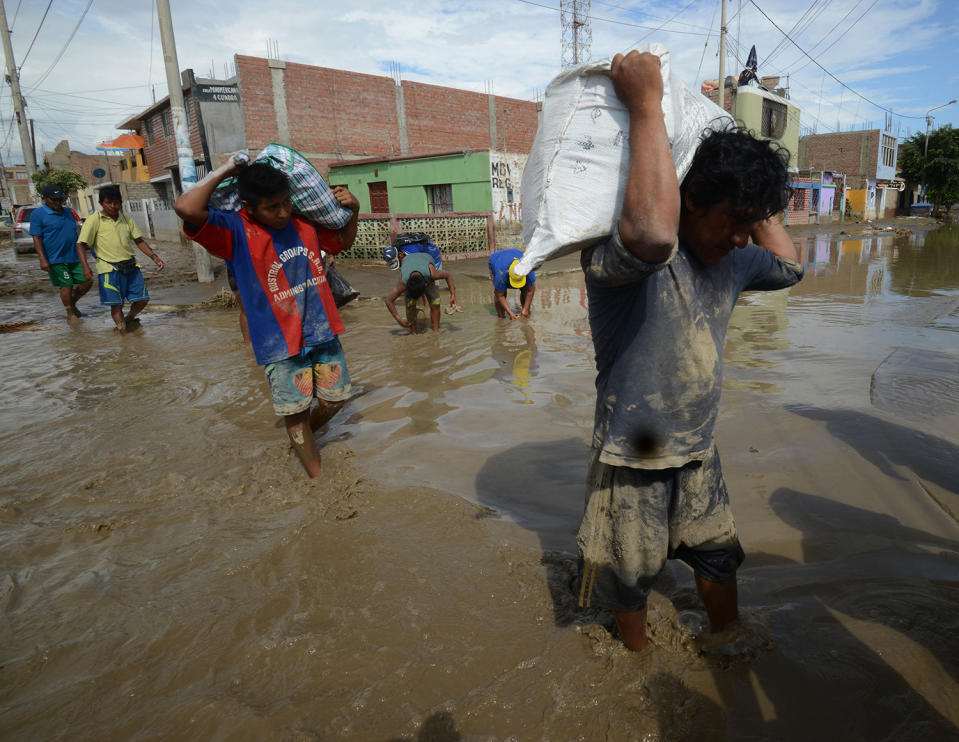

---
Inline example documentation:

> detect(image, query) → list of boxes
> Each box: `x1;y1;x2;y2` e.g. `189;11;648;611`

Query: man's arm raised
611;51;680;262
174;154;247;228
750;218;798;263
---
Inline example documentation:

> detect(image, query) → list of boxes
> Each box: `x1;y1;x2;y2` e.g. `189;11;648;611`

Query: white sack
515;44;732;276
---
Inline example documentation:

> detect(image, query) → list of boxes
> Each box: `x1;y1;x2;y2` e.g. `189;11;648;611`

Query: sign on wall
194;84;239;103
490;152;527;224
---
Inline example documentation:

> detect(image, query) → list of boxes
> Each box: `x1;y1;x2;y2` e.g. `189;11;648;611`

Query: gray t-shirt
582;229;804;469
401;253;435;285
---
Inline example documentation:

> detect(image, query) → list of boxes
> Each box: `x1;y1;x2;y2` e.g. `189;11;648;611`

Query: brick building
1;164;32;209
44;140;124;219
798;129;900;219
234;55;539;177
113;56;540;243
117;56;539;197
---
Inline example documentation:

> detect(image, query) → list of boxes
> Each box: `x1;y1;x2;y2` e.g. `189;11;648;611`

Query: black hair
237;162;290;207
681;122;791;222
99;186;122;203
405;271;427;300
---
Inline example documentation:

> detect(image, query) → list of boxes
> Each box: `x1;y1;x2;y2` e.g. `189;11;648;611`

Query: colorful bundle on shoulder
209;142;352;230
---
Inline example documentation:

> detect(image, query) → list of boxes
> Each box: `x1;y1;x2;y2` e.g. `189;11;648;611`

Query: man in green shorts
383;248;457;333
30;185;90;320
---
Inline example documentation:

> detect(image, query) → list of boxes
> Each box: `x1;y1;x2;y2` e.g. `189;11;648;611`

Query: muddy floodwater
2;223;958;741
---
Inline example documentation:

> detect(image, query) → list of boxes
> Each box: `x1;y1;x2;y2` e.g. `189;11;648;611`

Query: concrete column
394;84;409;155
269;58;291;145
488;94;498;150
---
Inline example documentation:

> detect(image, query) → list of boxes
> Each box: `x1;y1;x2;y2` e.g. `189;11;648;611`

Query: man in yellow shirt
78;186;164;333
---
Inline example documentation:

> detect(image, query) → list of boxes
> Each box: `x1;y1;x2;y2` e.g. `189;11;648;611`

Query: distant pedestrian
488;247;536;320
30;184;90;321
78;186;164;333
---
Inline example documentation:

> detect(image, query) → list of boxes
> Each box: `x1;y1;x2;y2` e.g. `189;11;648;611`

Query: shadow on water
710;487;959;740
474;438;605;630
786;404;959;498
386;711;461;742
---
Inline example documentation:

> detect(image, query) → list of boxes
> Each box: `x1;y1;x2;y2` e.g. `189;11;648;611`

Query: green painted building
328;150;495;215
733;87;800;169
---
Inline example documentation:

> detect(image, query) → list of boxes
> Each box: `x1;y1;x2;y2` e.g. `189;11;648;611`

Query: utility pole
0;147;13;215
29;118;36;166
0;0;38;199
156;0;213;282
718;0;727;112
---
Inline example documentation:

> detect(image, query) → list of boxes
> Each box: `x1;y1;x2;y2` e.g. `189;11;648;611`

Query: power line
694;0;720;88
514;0;711;36
764;0;827;68
32;83;154;95
775;0;879;78
626;0;699;49
590;0;715;32
25;0;94;92
748;0;924;120
18;0;53;69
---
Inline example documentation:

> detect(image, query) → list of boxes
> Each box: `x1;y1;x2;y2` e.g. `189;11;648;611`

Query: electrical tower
561;0;591;69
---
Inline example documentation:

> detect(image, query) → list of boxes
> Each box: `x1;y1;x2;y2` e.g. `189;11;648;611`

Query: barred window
161;110;171;137
881;135;896;168
762;99;787;139
144;118;153;145
426;184;453;213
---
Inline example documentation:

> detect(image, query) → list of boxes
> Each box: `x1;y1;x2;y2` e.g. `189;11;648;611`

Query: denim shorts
98;268;148;306
577;445;745;612
264;337;352;416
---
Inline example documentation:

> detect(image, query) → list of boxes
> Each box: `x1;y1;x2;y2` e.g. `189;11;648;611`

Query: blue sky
0;0;955;164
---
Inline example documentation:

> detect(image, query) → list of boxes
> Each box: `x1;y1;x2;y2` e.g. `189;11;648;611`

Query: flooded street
2;223;958;741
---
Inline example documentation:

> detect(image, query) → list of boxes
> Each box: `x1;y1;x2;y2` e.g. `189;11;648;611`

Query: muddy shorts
577;445;744;612
264;337;352;416
49;262;90;287
405;283;440;323
98;268;148;306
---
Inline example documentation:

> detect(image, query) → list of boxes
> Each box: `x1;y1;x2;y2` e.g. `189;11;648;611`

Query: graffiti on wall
490;152;527;224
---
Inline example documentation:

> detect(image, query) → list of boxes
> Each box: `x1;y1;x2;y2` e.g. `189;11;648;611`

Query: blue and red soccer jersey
185;209;345;365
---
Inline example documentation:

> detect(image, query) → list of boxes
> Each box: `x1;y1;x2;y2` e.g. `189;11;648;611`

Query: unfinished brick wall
138;94;205;171
798;130;879;188
235;55;539;175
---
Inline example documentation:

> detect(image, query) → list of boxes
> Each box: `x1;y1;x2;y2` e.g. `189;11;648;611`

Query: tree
897;125;959;213
31;168;87;195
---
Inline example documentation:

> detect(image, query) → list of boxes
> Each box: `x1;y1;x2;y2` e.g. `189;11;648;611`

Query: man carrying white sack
576;50;803;652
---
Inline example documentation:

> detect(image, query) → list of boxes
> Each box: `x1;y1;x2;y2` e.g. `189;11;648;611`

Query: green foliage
31;168;87;194
897;125;959;210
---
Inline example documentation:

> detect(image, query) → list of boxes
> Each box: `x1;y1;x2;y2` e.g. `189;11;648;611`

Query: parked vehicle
12;205;37;254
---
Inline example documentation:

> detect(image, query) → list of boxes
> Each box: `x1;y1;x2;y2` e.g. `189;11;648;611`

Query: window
144;117;153;145
761;99;787;139
881;134;896;168
426;184;453;213
161;110;171;137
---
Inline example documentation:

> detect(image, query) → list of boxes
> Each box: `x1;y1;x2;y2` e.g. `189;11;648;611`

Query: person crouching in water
174;159;360;478
488;247;536;320
384;249;457;333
